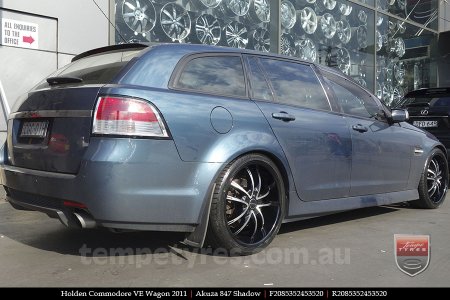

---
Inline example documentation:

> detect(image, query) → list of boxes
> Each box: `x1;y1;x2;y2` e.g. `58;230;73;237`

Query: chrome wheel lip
225;163;282;246
160;3;192;41
427;155;448;203
122;0;156;34
195;14;222;45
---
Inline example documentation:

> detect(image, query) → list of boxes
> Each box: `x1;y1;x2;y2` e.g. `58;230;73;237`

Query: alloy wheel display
336;20;351;44
375;30;383;51
338;2;352;16
295;38;317;63
252;28;270;52
194;0;223;8
160;3;191;41
281;34;296;56
356;25;368;49
320;13;336;39
225;21;248;49
300;7;318;34
122;0;156;35
281;0;296;29
195;14;221;45
336;48;351;74
224;0;251;17
394;61;405;84
250;0;270;23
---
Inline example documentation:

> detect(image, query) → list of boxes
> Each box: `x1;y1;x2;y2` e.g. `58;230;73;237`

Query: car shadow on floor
0;204;404;258
278;205;401;234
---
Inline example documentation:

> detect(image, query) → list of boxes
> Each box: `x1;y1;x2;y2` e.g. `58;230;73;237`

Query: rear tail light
93;96;168;137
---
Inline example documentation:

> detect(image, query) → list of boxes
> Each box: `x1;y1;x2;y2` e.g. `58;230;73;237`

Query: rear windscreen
397;96;450;108
33;50;142;90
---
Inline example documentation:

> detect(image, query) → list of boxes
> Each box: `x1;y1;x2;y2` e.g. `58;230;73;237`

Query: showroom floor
0;188;448;287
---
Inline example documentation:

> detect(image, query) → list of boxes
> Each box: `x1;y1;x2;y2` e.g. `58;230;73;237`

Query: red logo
395;234;430;276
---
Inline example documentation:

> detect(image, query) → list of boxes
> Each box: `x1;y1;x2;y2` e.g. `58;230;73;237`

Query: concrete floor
0;188;449;287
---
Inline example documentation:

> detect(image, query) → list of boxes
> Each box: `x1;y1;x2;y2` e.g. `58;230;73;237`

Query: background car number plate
413;120;438;128
20;121;49;138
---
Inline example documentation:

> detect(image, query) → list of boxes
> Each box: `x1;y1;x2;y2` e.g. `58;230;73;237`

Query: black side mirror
390;109;409;123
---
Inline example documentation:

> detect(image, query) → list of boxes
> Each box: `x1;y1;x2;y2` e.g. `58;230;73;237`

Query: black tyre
206;154;285;255
410;148;448;209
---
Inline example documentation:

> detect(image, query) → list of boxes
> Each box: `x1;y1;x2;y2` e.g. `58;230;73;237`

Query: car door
322;71;413;196
244;55;352;202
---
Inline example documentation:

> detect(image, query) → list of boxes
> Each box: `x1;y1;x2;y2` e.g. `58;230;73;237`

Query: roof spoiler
72;43;148;62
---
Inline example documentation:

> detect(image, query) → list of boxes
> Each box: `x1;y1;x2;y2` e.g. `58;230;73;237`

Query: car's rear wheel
206;154;285;255
411;148;448;208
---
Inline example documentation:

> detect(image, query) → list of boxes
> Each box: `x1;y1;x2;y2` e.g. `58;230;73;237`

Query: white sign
1;18;39;49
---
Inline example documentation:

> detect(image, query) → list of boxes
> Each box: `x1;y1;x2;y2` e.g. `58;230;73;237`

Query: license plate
413;120;438;128
20;121;49;138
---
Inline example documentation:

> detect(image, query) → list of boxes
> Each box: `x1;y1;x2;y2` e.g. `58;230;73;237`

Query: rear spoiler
72;43;148;62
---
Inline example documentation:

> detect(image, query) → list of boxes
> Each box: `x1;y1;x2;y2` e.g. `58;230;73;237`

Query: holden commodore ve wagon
0;43;448;254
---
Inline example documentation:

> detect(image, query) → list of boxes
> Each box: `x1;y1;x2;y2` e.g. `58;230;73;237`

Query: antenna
92;0;127;44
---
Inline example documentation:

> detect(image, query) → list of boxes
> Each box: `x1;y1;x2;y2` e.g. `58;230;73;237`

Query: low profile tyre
410;148;449;209
206;154;285;255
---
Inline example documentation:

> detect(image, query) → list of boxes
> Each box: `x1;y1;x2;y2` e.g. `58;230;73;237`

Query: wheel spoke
226;195;249;206
246;167;255;197
255;207;265;226
234;213;252;235
257;201;278;208
227;206;249;225
231;181;251;198
429;184;437;197
256;168;262;199
251;211;258;240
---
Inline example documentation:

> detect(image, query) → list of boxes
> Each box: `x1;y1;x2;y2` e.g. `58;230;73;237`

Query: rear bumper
0;137;222;232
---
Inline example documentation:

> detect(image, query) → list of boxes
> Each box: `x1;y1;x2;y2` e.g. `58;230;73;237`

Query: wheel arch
184;148;294;248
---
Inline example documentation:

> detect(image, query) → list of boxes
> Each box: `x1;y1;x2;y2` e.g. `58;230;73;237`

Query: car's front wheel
206;154;285;255
411;148;448;209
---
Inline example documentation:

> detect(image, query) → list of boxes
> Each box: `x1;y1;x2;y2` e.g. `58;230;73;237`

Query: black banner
0;288;447;298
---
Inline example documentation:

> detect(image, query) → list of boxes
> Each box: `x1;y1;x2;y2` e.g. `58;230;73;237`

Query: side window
246;57;273;101
324;74;381;119
259;58;330;111
175;56;246;98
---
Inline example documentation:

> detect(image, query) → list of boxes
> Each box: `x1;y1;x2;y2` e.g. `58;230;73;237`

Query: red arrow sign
22;35;35;44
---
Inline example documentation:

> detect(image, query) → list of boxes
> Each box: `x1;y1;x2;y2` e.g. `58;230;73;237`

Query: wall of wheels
113;0;439;107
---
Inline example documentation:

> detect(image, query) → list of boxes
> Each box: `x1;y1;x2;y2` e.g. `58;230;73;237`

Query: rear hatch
399;92;450;138
6;47;143;174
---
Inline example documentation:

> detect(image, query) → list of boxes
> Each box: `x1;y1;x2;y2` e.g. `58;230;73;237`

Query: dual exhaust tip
57;209;96;229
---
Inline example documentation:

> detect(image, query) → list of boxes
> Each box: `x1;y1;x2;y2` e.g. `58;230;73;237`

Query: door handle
272;112;296;122
352;124;368;133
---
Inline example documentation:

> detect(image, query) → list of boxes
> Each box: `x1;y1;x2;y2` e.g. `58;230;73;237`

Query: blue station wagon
0;44;447;254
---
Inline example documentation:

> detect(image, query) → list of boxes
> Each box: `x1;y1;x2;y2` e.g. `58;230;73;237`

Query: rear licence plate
20;121;49;138
413;120;438;128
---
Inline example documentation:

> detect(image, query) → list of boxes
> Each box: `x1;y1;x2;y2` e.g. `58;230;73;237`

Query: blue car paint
0;44;445;247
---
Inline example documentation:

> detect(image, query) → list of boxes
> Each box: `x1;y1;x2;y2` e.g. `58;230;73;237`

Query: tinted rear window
397;96;450;108
34;50;141;90
175;56;246;98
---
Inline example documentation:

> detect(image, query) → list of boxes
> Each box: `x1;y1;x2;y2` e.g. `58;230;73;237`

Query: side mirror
390;109;409;123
